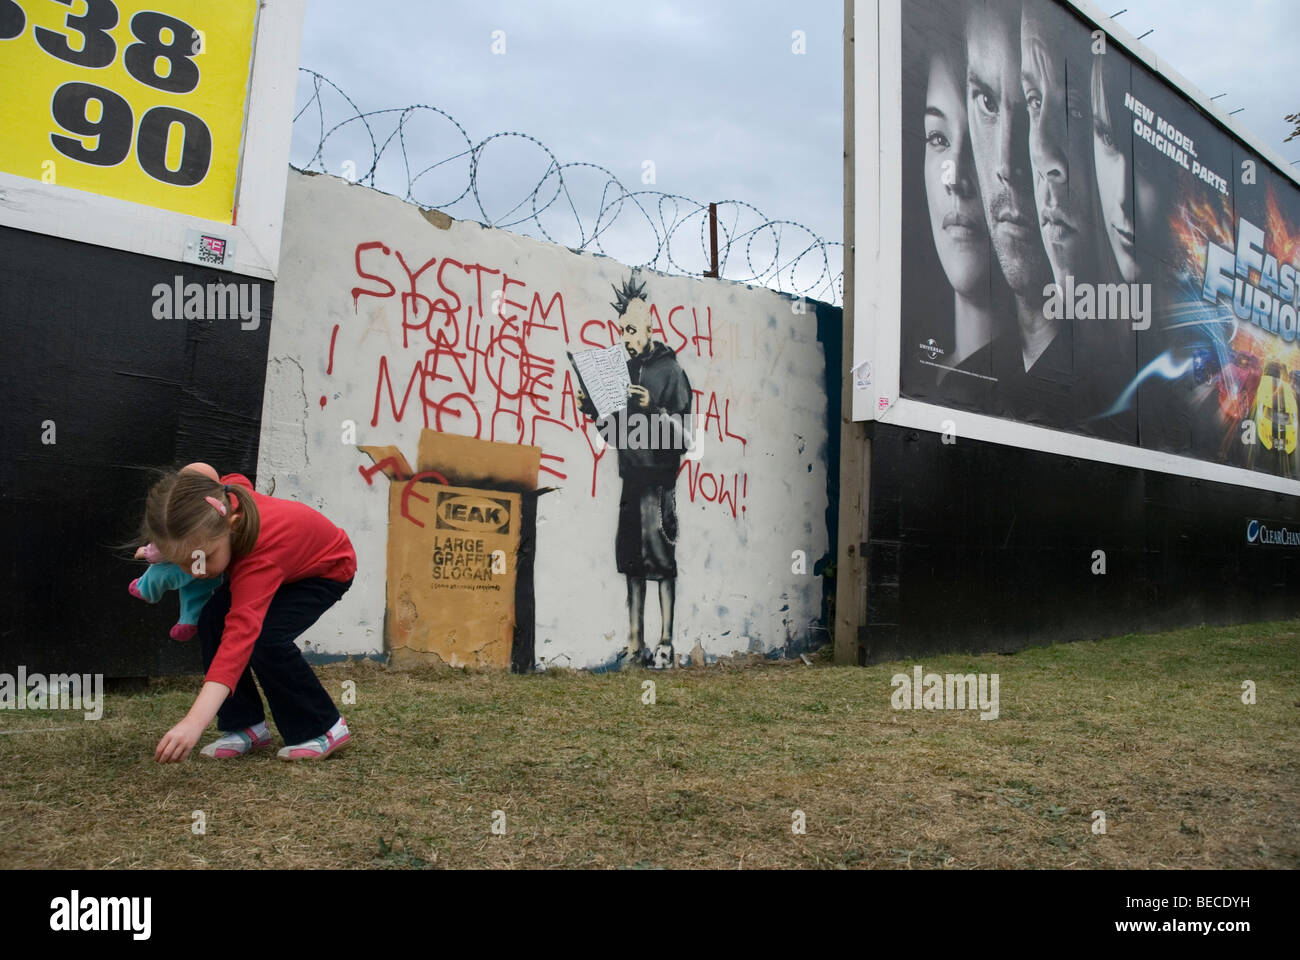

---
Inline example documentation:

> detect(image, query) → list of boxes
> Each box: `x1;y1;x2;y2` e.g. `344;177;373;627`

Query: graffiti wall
257;170;831;670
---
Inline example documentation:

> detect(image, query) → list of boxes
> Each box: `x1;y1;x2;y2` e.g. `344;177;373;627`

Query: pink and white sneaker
200;722;271;758
277;717;351;761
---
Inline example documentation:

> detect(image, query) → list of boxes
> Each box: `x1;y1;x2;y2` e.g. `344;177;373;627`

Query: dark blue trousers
197;577;352;745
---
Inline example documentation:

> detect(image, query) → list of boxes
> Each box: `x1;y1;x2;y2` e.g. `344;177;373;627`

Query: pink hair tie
205;495;228;516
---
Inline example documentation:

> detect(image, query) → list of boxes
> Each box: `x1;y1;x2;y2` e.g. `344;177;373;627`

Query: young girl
142;462;357;763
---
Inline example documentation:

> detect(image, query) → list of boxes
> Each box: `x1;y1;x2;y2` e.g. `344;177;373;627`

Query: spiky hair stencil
610;276;648;317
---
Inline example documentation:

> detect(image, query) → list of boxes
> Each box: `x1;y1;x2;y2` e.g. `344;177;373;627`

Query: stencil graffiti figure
578;276;692;668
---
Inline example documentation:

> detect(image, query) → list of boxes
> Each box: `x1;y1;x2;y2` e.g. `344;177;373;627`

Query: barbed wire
290;69;843;307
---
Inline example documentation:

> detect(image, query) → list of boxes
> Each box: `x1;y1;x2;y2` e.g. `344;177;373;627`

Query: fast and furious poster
899;0;1300;477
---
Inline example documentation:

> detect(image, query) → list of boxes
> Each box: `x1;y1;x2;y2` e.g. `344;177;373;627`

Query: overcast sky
292;0;1299;299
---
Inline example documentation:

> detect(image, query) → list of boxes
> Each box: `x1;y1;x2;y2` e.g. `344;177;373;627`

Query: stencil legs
626;575;676;667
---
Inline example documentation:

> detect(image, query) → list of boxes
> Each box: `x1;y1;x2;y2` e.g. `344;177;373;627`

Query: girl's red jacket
204;473;356;692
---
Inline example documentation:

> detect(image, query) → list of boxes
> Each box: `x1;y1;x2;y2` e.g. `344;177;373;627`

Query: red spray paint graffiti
339;240;750;513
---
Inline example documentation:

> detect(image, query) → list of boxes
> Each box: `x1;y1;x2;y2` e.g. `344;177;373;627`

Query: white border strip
851;0;1300;495
850;0;881;422
0;0;304;281
882;397;1300;495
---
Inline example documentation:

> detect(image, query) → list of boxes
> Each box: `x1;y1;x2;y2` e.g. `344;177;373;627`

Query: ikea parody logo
435;493;511;533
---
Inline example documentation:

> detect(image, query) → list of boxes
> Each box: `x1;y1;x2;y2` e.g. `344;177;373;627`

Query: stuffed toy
128;543;224;642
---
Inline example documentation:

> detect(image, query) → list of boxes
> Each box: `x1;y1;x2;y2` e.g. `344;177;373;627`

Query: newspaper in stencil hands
569;344;632;419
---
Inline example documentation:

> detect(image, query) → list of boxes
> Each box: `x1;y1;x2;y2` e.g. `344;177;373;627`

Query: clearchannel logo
1245;519;1300;547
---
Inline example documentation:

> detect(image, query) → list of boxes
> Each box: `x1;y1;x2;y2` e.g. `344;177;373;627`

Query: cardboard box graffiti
360;431;542;669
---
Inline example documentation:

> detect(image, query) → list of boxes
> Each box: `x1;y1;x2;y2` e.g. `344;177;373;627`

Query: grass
1;621;1297;869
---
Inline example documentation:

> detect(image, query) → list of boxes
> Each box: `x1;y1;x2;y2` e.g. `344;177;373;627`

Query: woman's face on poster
924;51;988;297
1091;56;1154;283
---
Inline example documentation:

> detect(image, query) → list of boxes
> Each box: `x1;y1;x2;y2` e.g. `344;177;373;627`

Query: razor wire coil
291;69;843;307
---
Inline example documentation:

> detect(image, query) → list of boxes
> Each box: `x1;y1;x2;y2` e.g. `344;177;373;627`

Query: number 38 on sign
0;0;258;222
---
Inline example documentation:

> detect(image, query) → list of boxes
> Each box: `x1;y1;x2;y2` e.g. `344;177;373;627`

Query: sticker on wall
0;0;259;223
851;358;872;390
182;229;235;269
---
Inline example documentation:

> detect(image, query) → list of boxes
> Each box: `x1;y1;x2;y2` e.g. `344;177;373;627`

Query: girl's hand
155;719;204;763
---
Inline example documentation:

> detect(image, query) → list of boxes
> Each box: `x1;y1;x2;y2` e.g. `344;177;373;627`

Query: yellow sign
0;0;258;223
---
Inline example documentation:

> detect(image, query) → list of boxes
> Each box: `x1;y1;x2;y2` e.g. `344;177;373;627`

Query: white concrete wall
258;170;829;669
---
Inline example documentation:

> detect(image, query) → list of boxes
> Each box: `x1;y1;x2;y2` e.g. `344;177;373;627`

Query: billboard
852;0;1300;493
0;0;258;222
0;0;303;279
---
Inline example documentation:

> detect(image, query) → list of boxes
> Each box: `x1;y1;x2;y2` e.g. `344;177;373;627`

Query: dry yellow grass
1;621;1296;869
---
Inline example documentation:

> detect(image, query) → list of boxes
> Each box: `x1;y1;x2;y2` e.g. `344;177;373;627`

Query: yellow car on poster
1255;363;1299;455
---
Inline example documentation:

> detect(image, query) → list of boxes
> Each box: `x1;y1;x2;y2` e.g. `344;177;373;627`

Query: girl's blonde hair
141;470;261;566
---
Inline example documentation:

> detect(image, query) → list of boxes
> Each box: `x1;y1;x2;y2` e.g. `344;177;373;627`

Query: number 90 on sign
0;0;257;220
51;82;211;186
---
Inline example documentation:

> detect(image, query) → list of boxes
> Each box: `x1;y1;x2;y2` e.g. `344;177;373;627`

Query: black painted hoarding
863;423;1300;664
0;225;272;677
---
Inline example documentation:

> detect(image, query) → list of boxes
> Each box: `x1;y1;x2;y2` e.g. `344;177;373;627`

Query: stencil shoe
651;642;674;670
618;643;646;668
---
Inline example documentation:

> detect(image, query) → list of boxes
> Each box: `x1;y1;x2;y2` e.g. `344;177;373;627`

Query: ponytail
224;482;260;558
142;471;261;564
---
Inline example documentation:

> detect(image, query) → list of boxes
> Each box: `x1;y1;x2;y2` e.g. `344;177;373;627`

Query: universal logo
918;339;945;361
1245;519;1300;547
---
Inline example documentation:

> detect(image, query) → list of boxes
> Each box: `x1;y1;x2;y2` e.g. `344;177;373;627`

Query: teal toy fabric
129;544;224;642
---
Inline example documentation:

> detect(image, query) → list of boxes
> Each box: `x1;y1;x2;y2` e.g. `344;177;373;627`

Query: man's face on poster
621;298;652;356
966;0;1051;298
1022;6;1097;284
